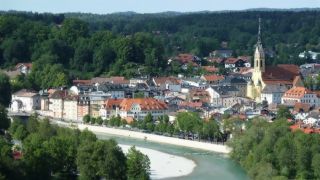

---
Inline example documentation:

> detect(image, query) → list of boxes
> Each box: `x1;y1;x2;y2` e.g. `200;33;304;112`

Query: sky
1;0;320;14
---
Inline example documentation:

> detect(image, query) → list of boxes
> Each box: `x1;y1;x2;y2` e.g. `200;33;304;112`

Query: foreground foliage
0;114;150;180
229;118;320;179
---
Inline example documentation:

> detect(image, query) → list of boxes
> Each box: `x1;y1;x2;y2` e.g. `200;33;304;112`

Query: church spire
257;17;262;45
254;17;265;73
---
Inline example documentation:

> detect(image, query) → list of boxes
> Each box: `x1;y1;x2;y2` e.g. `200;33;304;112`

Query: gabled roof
153;77;180;86
283;87;314;99
262;64;300;85
103;98;124;109
175;53;198;64
179;101;203;108
293;103;311;113
224;58;239;64
202;75;224;82
202;66;218;73
119;98;168;111
91;76;129;85
49;90;68;99
13;89;38;97
262;85;287;93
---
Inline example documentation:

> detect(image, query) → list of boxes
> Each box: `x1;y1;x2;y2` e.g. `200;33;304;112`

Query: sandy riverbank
77;124;231;154
120;144;196;179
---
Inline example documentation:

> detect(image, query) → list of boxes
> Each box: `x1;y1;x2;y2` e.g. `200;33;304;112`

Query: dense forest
0;10;320;89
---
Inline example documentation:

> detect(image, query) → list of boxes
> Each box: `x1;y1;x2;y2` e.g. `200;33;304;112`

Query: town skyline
1;0;320;14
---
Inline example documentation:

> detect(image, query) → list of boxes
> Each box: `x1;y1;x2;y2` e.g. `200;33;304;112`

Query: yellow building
247;19;301;103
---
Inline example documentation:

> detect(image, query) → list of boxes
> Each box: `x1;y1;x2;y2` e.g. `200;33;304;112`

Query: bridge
8;111;32;117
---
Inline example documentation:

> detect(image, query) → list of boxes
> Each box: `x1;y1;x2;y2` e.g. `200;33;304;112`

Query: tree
37;118;56;140
9;117;23;135
77;140;127;180
0;73;11;107
83;114;90;124
26;114;39;133
202;119;221;142
126;146;151;180
96;117;103;125
79;129;97;144
13;125;28;140
142;113;153;131
276;106;293;119
90;117;96;125
176;112;202;138
312;153;320;179
22;133;52;179
44;135;78;178
0;105;10;131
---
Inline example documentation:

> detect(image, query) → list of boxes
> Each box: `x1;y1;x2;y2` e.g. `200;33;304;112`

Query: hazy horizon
1;0;320;14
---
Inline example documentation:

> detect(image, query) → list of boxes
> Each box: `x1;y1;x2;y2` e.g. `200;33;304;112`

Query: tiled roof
262;64;300;85
73;80;92;85
262;85;287;93
179;101;203;108
119;98;168;111
225;58;238;64
91;76;129;85
283;87;314;98
203;75;224;82
202;66;218;73
104;98;124;109
153;77;180;86
176;53;195;64
293;103;311;113
13;89;38;97
49;90;68;99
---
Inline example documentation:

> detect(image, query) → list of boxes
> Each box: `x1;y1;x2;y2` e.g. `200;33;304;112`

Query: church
247;19;302;103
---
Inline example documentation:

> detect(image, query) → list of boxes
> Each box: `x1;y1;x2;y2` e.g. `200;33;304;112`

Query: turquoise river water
96;133;248;180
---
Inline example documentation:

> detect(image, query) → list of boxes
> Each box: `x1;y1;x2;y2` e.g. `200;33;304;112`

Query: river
96;132;248;180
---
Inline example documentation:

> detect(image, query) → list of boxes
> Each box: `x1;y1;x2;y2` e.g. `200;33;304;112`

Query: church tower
254;18;265;73
247;18;266;102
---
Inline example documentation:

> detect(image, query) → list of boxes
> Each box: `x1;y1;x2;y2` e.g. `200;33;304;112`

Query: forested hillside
0;10;319;89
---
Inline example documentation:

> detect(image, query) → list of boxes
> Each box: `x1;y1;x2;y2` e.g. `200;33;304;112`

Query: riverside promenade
77;124;231;154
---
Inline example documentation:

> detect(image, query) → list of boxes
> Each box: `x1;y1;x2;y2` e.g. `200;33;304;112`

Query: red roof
202;66;218;73
104;98;124;109
176;53;195;64
119;98;168;111
225;58;239;64
73;80;92;85
202;75;224;82
283;87;314;99
293;102;311;113
262;64;300;85
290;123;320;134
179;102;203;108
153;77;180;86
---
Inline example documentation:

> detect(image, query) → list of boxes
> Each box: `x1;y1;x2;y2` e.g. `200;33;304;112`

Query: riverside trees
229;118;320;179
0;115;151;179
